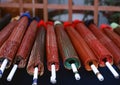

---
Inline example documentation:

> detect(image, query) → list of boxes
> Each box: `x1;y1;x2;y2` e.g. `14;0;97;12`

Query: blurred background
0;0;120;26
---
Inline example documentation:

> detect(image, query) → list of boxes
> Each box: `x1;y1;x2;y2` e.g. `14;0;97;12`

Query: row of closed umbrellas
0;12;120;85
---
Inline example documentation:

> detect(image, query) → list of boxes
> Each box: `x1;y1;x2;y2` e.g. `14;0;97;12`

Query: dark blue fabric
20;12;31;21
32;17;40;22
0;61;120;85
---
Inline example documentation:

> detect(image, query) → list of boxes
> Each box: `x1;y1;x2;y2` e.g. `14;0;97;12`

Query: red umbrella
64;22;104;81
73;20;119;79
88;22;120;78
100;24;120;49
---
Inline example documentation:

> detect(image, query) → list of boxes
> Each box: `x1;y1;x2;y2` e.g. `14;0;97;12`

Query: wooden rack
0;0;120;25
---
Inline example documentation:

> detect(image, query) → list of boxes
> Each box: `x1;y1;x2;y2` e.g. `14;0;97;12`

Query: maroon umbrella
0;13;29;78
0;20;17;47
46;21;59;84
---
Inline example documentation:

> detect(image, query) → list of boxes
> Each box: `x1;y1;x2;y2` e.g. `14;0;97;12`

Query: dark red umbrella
46;21;59;84
0;12;30;78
